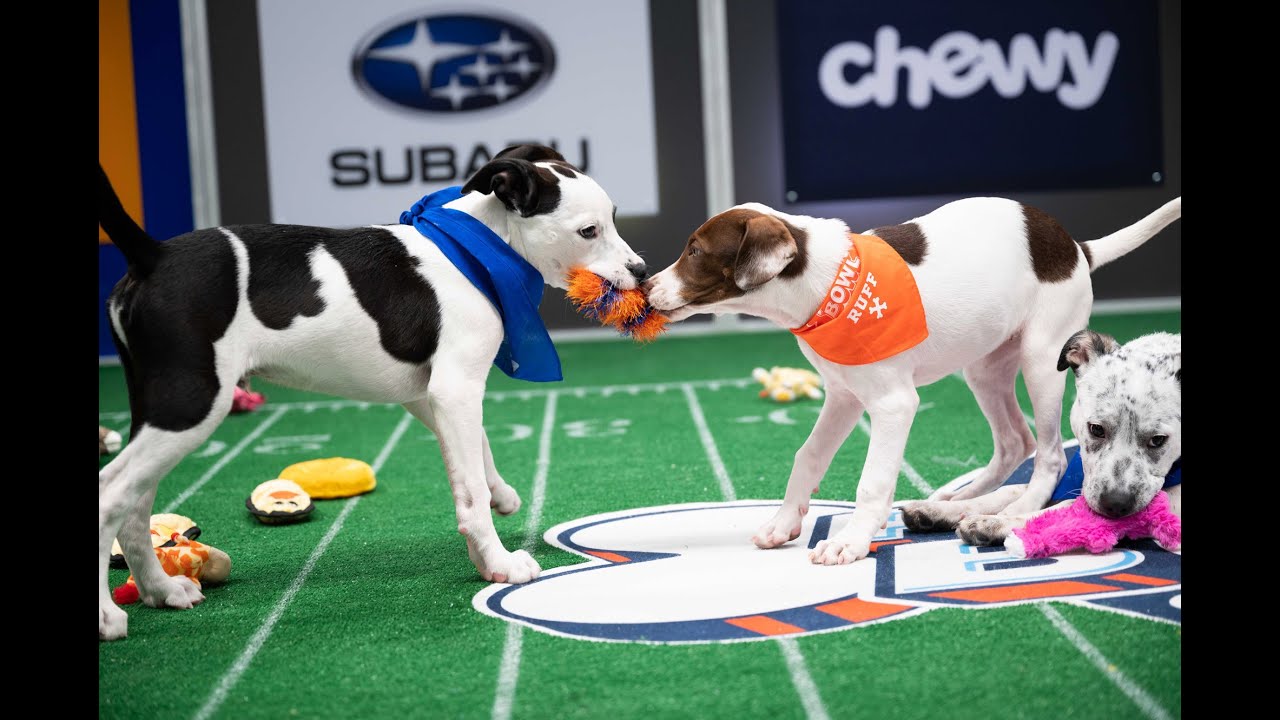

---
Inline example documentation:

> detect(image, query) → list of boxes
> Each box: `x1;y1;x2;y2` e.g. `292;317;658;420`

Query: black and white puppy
98;145;645;640
903;331;1182;544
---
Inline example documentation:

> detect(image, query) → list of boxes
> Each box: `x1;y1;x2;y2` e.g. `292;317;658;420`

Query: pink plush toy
1004;491;1181;559
231;385;266;413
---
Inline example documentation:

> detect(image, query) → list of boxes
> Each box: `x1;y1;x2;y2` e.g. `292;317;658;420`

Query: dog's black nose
627;261;648;281
1099;490;1135;518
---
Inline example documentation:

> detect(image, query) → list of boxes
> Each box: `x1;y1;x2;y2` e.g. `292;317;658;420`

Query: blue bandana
1049;446;1181;503
400;187;562;382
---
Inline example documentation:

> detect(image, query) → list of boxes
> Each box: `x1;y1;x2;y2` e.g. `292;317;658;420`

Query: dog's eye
578;225;598;239
1087;423;1106;439
688;246;700;257
1148;435;1168;448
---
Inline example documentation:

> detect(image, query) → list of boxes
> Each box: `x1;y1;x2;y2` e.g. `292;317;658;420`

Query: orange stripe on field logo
869;539;912;552
1103;573;1178;587
724;615;805;636
930;580;1120;603
586;551;631;563
815;597;914;623
99;0;144;244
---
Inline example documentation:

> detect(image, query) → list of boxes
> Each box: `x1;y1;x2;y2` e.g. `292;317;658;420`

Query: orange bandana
791;233;928;365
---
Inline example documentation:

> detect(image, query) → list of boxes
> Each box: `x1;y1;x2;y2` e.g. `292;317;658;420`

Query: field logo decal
473;500;1180;644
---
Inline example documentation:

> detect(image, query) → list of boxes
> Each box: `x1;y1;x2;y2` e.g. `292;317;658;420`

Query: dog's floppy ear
494;144;567;164
462;157;559;217
1056;329;1120;374
733;215;798;291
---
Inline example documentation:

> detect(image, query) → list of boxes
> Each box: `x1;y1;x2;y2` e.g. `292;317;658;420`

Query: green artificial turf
99;311;1180;719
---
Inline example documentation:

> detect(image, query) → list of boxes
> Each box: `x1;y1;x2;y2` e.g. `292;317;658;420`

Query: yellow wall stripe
99;0;144;243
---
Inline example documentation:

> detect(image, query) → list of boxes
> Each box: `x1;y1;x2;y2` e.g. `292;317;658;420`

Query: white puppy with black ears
98;145;646;640
645;196;1180;565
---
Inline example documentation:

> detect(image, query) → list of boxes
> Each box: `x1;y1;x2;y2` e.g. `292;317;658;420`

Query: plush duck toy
112;532;232;604
753;366;824;402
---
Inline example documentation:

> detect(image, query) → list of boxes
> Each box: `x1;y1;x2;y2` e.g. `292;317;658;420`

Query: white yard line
493;391;559;720
683;384;828;720
855;418;933;496
162;406;288;513
193;412;414;720
99;376;758;421
777;638;833;720
682;384;737;502
1037;603;1172;720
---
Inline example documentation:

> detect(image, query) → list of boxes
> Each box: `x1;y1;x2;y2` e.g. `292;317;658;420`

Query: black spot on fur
108;229;239;432
1023;204;1084;282
230;225;442;364
548;162;578;179
241;232;326;329
872;222;928;265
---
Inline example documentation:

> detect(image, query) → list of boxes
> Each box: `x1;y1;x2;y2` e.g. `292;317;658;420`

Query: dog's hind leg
99;412;227;639
902;340;1034;533
753;384;863;549
100;348;238;640
958;300;1090;544
901;484;1026;533
940;339;1037;503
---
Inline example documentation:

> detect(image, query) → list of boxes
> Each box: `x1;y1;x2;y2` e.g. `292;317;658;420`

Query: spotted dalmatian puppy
98;145;646;640
902;331;1181;543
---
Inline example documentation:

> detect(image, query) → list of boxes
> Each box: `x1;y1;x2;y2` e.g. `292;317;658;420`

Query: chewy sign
775;1;1165;202
818;26;1119;111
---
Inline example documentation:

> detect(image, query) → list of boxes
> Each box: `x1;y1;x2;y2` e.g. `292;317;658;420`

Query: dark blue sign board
776;0;1163;202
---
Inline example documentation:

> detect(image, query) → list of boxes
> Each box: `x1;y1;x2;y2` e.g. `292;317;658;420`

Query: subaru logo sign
352;13;555;113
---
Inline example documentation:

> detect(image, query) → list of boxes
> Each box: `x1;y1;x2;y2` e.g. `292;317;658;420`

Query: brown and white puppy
645;198;1180;565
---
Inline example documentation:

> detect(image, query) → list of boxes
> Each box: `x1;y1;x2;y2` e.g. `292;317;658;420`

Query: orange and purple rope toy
565;268;668;342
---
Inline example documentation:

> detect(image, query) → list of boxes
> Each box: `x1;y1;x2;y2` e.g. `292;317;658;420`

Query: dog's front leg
810;380;918;565
413;385;540;584
405;399;522;517
481;431;522;516
753;387;863;548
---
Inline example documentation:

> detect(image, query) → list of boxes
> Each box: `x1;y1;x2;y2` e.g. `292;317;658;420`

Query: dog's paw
900;501;963;532
100;602;129;641
490;483;522;516
956;515;1012;546
752;505;806;549
807;534;871;566
100;428;123;455
139;575;205;610
479;549;541;584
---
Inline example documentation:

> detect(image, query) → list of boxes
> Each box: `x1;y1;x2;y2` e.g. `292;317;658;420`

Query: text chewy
818;26;1119;111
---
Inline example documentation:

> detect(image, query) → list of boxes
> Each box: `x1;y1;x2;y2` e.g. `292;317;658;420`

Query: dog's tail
1082;197;1181;272
99;164;161;278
